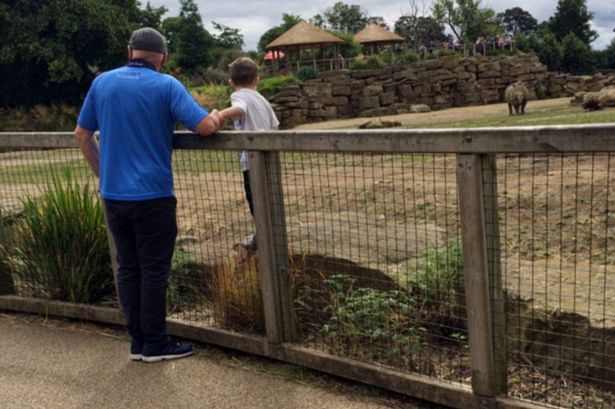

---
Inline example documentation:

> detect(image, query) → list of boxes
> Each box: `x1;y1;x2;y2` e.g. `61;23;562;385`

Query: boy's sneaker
242;234;257;251
130;338;144;361
142;339;194;363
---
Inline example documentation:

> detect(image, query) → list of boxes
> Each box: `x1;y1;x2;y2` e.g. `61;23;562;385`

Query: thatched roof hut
265;20;345;74
266;20;343;50
353;24;405;55
353;24;405;45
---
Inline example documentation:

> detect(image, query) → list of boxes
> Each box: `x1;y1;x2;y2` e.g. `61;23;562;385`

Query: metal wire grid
171;149;261;332
278;151;469;383
496;153;615;408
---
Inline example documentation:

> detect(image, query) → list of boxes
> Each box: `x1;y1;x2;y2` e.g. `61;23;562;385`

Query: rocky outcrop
265;53;615;128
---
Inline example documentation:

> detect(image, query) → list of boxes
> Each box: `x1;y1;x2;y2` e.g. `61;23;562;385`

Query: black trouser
243;170;254;216
104;197;177;346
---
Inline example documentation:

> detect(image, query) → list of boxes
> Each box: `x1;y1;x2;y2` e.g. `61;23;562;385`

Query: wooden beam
171;125;615;153
4;125;615;153
457;154;496;397
482;155;508;395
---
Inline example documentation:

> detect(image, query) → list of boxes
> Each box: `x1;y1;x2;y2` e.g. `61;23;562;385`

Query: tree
367;17;389;30
323;2;369;33
138;1;168;31
560;32;594;74
0;0;139;106
310;14;326;29
516;25;563;71
257;13;301;53
496;7;537;35
212;22;244;50
549;0;597;46
395;15;446;49
167;0;214;72
605;37;615;69
432;0;499;44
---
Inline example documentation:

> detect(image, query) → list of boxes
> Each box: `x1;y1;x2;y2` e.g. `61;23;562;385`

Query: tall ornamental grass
14;172;113;303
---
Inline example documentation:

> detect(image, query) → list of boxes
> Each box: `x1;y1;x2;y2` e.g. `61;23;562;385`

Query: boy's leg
242;170;254;216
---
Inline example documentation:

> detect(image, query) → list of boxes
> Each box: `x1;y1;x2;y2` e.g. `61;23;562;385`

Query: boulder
410;104;431;113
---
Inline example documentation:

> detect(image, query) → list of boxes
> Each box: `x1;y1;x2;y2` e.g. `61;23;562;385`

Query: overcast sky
148;0;615;51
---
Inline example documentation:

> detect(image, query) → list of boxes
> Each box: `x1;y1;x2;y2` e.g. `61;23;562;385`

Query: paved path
0;314;432;409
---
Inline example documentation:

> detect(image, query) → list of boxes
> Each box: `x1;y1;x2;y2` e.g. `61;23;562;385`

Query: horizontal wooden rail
2;124;615;153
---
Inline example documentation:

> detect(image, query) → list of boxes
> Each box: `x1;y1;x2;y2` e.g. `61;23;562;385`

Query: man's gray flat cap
128;27;168;54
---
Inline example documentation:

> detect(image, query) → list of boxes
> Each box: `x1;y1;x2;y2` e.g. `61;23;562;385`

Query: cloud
150;0;615;50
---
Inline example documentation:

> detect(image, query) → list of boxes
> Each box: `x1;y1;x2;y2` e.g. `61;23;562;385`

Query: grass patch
411;105;615;129
190;84;232;111
10;170;113;303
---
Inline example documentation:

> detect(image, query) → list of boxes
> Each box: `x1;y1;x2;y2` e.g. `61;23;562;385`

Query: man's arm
195;109;223;136
74;125;100;177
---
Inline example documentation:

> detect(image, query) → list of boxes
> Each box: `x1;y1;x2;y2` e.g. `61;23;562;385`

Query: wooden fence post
250;151;295;344
482;155;508;395
457;154;496;397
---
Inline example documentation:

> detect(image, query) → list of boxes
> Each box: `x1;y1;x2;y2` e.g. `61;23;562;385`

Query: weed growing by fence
168;248;212;313
322;274;424;367
0;213;15;295
258;75;298;95
11;171;112;303
212;252;264;334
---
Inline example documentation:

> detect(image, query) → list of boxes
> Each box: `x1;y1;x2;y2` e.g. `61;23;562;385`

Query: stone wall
267;53;615;128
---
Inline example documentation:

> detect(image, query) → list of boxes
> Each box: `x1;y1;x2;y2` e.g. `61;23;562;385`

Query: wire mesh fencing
493;153;615;408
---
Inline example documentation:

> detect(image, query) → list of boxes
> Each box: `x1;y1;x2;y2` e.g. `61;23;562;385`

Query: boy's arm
220;106;246;121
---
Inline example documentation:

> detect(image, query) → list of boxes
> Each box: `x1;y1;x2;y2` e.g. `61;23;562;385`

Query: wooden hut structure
353;24;405;55
266;20;344;73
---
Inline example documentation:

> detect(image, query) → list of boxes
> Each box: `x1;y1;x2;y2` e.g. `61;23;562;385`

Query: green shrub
365;56;384;69
297;66;320;81
13;171;113;303
168;248;211;313
322;274;422;362
0;104;79;132
349;60;368;70
0;213;15;295
190;84;232;111
257;75;297;95
408;239;465;326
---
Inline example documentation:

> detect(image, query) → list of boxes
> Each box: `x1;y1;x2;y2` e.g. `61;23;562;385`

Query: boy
220;57;279;251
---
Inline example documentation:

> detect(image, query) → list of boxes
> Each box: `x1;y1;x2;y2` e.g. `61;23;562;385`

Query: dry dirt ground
293;98;572;130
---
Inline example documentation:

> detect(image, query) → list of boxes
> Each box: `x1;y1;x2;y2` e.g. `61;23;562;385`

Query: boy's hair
229;57;259;87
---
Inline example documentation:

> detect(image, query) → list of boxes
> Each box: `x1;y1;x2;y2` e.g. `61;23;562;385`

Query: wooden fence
2;125;615;409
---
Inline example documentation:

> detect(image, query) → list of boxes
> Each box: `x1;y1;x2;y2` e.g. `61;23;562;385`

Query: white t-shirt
231;88;279;171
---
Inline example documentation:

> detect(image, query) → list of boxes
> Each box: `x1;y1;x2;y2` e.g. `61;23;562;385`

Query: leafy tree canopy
0;0;156;106
323;2;369;33
212;21;244;50
257;13;301;53
496;7;537;35
367;16;389;30
395;15;446;49
549;0;597;46
432;0;499;44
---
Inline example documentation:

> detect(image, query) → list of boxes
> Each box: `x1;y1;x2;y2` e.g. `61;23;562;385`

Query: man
74;27;222;362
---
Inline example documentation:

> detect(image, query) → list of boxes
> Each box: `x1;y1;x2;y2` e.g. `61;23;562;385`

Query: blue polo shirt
77;60;208;201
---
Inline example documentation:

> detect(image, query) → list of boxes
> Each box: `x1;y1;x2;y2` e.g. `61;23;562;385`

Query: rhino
505;81;529;115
